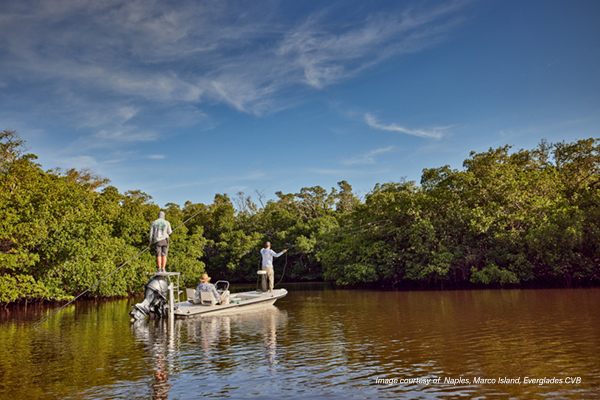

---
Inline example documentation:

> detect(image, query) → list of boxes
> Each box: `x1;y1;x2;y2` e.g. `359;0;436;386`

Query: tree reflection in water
184;306;287;371
3;290;599;399
131;305;288;398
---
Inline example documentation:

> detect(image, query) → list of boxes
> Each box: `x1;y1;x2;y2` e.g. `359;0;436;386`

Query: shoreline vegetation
2;129;600;306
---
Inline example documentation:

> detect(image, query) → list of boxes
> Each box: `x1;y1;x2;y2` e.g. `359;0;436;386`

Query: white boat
175;281;288;318
129;271;287;321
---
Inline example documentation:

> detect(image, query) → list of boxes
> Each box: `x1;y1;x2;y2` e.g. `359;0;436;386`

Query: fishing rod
33;207;205;330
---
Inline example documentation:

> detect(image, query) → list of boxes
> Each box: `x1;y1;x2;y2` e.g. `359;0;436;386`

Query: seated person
195;273;221;304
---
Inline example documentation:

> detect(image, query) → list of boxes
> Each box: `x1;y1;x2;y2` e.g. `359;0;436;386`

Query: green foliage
0;274;47;303
0;130;205;304
2;129;600;304
319;139;600;288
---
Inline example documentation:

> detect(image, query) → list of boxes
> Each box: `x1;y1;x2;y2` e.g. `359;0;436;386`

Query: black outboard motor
129;276;169;321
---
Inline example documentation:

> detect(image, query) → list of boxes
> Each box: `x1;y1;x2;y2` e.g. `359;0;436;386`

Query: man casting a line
260;241;286;293
149;211;172;272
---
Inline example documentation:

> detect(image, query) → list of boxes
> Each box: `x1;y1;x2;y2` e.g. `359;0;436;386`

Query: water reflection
262;308;278;368
1;289;599;399
131;318;177;399
129;306;288;399
182;306;287;368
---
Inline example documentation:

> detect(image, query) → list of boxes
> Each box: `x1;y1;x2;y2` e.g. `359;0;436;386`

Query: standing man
260;242;286;293
149;211;173;273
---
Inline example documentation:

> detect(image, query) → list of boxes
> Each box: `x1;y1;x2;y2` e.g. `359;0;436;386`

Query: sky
1;0;599;208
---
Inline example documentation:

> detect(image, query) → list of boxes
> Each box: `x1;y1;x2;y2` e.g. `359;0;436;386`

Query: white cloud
94;128;158;143
308;167;391;177
165;170;267;190
498;117;587;139
243;171;267;180
77;104;139;128
275;3;467;91
0;1;468;116
117;106;138;123
227;185;249;193
85;151;165;164
60;155;98;169
364;113;447;139
342;146;395;165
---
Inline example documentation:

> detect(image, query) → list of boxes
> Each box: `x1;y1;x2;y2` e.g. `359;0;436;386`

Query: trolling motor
129;275;169;321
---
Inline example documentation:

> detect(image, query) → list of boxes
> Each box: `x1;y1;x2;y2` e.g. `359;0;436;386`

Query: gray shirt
149;217;172;243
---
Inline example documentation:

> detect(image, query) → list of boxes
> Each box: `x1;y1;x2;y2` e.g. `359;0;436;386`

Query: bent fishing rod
33;207;205;330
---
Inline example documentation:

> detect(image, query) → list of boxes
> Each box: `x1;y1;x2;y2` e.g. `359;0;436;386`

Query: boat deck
174;288;288;318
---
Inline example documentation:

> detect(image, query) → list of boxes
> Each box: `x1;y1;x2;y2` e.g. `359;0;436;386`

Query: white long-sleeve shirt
261;248;284;267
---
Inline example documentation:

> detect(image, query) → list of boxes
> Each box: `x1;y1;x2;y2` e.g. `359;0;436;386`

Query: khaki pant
262;267;274;291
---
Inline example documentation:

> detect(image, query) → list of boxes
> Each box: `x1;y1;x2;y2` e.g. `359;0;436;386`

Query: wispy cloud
0;1;468;116
227;185;249;193
56;155;98;169
277;4;465;90
166;170;267;189
92;151;166;165
364;113;447;139
498;117;588;139
308;167;391;177
342;146;395;165
77;105;139;129
94;128;158;143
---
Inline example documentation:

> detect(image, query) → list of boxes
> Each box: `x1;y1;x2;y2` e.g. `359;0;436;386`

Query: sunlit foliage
2;129;600;304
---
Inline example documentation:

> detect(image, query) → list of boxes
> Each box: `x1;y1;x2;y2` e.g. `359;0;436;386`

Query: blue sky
1;0;599;208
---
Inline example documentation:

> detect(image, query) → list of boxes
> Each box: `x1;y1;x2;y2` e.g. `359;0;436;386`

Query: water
1;286;599;399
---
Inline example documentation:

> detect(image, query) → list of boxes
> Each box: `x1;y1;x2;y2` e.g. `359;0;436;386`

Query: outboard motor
130;276;169;321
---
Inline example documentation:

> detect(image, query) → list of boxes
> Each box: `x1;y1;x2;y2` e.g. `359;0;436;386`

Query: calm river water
1;285;599;399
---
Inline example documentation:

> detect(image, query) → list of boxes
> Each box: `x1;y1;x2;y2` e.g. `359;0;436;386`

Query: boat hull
173;289;288;318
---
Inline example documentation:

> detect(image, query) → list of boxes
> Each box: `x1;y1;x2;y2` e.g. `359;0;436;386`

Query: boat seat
186;288;201;304
200;290;218;306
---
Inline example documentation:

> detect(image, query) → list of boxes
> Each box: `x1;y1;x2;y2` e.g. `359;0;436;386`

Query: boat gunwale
173;288;287;318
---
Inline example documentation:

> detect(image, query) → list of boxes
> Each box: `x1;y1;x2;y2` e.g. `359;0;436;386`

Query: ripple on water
2;289;600;399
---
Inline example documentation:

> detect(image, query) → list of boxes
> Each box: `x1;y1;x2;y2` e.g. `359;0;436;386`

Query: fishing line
255;245;295;290
33;207;205;330
268;220;391;287
317;219;392;241
275;250;289;287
